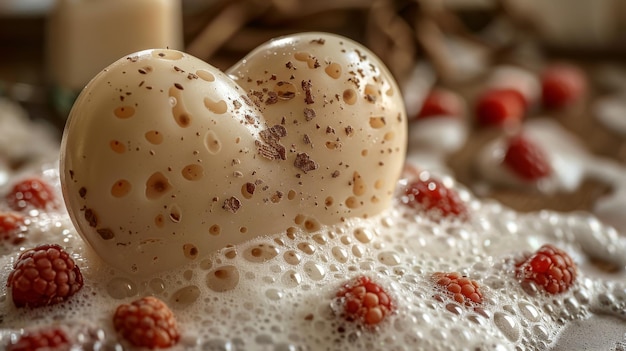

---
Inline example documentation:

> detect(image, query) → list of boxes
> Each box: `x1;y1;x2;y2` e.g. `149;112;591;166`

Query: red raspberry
475;88;526;127
336;276;393;326
113;296;180;349
7;244;84;308
402;176;467;220
541;63;586;109
433;272;483;305
416;88;464;119
503;134;552;181
6;177;58;212
7;327;70;351
0;212;27;245
515;244;577;295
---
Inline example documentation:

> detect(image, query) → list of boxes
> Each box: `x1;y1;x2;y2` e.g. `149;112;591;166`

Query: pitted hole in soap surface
146;172;172;200
325;141;341;150
293;51;318;69
294;214;305;226
223;246;237;259
374;179;384;190
155;214;165;228
204;97;228;114
153;50;184;60
325;62;342;79
303;218;321;233
182;164;204;181
110;140;126;154
364;84;380;103
183;243;199;259
325;196;334;207
352;172;366;196
361;149;368;157
204;130;222;154
97;228;115;240
113;106;135;119
137;66;153;75
209;224;221;236
343;89;357;105
287;190;296;200
169;204;182;223
145;130;163;145
111;179;131;198
206;265;240;292
196;69;215;82
369;116;386;129
241;182;255;199
243;243;279;263
274;81;297;100
169;86;191;127
345;196;361;209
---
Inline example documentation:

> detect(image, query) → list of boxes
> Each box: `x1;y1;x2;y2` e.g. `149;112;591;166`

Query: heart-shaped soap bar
61;32;407;276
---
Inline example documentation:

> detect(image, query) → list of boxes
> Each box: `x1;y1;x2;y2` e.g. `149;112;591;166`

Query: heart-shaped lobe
61;32;407;276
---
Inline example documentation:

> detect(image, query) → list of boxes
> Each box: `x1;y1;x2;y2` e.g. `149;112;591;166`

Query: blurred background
1;0;625;129
1;0;626;222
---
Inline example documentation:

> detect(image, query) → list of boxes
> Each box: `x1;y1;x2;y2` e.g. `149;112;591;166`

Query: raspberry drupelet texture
113;296;180;349
6;327;70;351
336;276;394;327
7;244;84;308
503;134;552;181
433;272;483;305
5;177;58;212
403;176;468;220
515;244;577;295
0;212;27;245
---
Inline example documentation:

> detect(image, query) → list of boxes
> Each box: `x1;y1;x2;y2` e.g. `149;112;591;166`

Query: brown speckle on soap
223;196;241;213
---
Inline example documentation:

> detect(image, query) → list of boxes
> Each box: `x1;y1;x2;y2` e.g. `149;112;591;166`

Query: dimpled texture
113;296;180;349
336;276;393;326
6;328;70;351
515;244;577;295
503;134;552;181
7;244;83;308
60;32;407;276
6;178;58;212
433;271;483;305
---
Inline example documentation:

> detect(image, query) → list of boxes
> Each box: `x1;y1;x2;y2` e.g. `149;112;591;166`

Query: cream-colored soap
60;33;407;276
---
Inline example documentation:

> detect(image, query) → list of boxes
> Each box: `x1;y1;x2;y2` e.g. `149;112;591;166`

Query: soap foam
1;163;625;350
